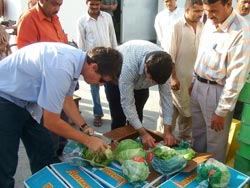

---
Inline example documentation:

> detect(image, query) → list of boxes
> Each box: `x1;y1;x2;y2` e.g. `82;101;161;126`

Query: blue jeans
90;84;104;117
0;97;58;188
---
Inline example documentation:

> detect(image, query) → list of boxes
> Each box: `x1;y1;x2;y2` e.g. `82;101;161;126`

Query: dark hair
145;51;173;84
87;47;123;84
185;0;203;8
202;0;228;5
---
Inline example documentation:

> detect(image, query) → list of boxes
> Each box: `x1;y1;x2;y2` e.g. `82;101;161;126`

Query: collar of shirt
36;3;59;22
86;11;105;21
210;10;236;33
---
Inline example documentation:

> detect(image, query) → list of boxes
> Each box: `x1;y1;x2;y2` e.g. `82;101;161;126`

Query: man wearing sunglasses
105;40;177;149
0;42;122;188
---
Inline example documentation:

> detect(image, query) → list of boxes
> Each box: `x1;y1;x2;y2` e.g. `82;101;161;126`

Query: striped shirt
118;40;173;130
194;10;250;117
76;11;117;51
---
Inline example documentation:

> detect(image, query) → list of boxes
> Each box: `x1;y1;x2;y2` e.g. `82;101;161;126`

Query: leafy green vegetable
82;145;114;167
115;139;145;164
121;159;149;184
152;145;187;177
153;145;177;160
196;158;230;188
174;147;196;161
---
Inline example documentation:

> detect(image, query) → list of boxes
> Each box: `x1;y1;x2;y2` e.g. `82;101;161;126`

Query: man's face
186;4;204;23
203;1;232;26
39;0;63;18
237;0;250;16
163;0;177;12
86;0;101;16
83;63;111;85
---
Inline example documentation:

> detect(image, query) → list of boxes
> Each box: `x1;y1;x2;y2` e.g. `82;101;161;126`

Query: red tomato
147;152;154;162
132;157;145;162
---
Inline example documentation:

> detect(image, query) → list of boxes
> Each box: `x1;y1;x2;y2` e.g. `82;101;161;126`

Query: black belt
196;74;217;85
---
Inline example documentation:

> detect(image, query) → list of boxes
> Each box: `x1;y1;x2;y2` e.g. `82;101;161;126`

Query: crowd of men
0;0;250;188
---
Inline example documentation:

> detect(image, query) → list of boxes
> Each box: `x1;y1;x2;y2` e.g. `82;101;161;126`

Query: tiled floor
14;77;160;188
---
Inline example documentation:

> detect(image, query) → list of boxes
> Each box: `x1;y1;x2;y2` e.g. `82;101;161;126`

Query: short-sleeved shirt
0;42;85;122
118;40;173;130
17;4;68;49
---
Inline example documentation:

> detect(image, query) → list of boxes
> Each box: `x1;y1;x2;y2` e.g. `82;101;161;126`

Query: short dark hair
202;0;228;5
87;47;123;84
145;51;173;84
185;0;203;8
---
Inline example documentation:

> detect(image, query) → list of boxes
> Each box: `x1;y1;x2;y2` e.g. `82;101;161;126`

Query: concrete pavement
14;77;161;188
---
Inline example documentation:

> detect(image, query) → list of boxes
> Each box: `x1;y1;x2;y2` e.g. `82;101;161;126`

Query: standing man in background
154;0;184;130
17;0;68;157
163;0;204;140
190;0;250;162
154;0;184;51
76;0;117;127
17;0;67;48
101;0;118;24
236;0;250;18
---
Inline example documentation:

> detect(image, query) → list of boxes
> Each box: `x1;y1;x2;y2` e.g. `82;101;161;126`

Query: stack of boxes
234;79;250;176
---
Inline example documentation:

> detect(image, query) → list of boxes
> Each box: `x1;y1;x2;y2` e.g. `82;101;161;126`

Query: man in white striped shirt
76;0;117;127
105;40;177;149
190;0;250;162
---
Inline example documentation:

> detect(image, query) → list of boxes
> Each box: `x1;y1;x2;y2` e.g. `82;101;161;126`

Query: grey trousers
191;79;233;162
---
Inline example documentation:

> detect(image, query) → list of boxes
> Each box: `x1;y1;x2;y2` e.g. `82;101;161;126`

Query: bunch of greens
81;145;114;167
173;147;196;161
115;139;145;164
152;145;187;177
121;157;149;185
196;158;230;188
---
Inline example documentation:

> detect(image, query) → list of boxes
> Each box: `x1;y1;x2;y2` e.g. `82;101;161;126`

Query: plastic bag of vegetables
196;158;230;188
115;139;145;164
62;140;89;166
82;145;114;167
152;145;187;178
121;157;149;186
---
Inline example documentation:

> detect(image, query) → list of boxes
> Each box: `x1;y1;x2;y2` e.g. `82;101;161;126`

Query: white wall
58;0;87;41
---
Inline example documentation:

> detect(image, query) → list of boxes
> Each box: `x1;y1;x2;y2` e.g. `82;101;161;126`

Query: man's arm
17;15;39;48
159;79;177;146
43;107;108;152
119;68;156;148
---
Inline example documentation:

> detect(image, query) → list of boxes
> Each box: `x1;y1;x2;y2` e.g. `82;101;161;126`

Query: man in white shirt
162;0;204;140
236;0;250;18
76;0;117;127
154;0;184;51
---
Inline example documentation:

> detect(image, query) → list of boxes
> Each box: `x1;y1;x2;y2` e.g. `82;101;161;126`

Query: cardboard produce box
157;164;250;188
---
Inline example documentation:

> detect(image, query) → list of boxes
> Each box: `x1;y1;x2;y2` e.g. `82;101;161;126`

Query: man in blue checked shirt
105;40;177;149
0;42;122;188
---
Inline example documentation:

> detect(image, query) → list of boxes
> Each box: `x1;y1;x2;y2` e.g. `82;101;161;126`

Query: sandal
93;116;102;127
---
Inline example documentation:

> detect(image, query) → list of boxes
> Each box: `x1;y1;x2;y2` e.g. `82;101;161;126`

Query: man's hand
211;113;225;132
171;78;180;90
138;127;156;149
163;125;177;146
86;136;108;152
